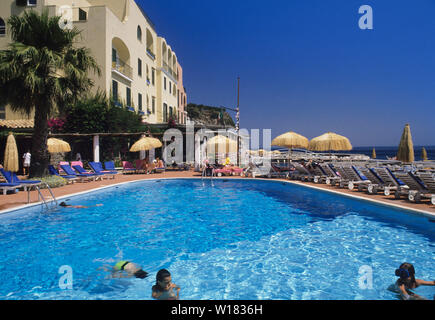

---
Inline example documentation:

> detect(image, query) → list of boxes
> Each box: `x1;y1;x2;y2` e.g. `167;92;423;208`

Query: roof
0;119;34;129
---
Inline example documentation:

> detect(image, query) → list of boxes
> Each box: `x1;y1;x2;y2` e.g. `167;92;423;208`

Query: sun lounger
345;166;372;191
357;167;385;194
134;160;147;174
73;165;104;180
104;161;118;172
318;163;342;185
48;165;77;184
60;165;97;182
89;162;117;179
290;162;314;181
393;171;431;203
415;171;435;205
214;166;233;177
245;162;272;178
0;168;41;191
0;182;23;195
122;161;137;174
370;167;408;198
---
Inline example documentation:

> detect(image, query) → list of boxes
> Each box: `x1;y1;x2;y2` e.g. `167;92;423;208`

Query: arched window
137;26;142;42
0;18;6;36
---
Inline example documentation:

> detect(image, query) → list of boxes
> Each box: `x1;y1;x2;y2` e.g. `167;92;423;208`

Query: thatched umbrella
47;138;71;153
371;148;376;159
421;147;428;161
272;131;309;162
396;124;414;163
130;137;162;152
272;131;309;150
3;132;19;172
308;132;352;153
206;135;237;163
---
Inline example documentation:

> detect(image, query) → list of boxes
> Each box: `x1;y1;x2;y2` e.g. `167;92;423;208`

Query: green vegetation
0;10;100;177
186;103;235;127
33;175;67;189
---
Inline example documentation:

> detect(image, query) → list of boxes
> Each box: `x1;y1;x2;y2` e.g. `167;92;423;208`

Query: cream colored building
0;0;187;125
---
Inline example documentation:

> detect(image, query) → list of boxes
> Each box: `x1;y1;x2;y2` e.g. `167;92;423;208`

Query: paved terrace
0;170;434;217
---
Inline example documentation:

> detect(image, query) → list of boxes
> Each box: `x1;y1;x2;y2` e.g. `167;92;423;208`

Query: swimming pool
0;178;433;300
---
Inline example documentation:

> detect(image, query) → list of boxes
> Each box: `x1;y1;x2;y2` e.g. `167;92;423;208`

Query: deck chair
48;165;77;184
393;171;430;203
245;162;272;178
358;167;385;194
344;166;372;191
73;165;104;180
122;161;137;174
415;171;435;205
290;162;314;181
371;167;408;198
0;182;23;195
135;160;147;174
60;164;97;182
89;162;117;179
319;163;342;185
0;168;41;191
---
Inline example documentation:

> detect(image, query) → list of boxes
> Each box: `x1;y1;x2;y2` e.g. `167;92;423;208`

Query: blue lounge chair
393;171;429;203
60;165;96;182
48;165;77;184
0;182;23;195
72;165;104;181
88;162;117;179
104;161;118;172
0;168;41;191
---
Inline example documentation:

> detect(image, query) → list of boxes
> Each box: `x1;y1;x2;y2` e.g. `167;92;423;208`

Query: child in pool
393;262;435;300
152;269;180;300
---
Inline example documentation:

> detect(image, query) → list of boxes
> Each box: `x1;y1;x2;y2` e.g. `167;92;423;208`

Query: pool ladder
27;182;58;209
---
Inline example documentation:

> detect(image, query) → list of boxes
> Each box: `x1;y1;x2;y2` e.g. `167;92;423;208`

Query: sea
271;146;435;161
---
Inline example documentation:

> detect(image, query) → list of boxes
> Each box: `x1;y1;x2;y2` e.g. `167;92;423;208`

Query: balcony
162;62;178;82
146;49;156;60
112;58;132;80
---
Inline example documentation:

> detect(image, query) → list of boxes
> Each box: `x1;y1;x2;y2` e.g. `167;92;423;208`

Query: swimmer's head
134;269;149;279
123;262;148;279
156;269;172;290
395;263;416;287
59;202;68;207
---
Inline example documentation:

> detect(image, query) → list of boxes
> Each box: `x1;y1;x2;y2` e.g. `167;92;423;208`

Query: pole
236;77;240;166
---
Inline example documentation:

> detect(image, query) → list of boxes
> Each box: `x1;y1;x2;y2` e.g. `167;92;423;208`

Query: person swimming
151;269;180;300
59;202;103;209
392;262;435;300
111;261;149;279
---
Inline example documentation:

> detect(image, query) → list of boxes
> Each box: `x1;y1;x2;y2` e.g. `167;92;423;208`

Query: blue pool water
0;179;434;300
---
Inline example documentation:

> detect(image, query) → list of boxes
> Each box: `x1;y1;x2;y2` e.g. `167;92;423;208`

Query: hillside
186;103;235;127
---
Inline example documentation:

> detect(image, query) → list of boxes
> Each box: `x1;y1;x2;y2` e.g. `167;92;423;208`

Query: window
138;93;142;111
152;96;155;114
0;104;5;120
169;106;173;119
0;18;5;36
169;81;171;94
138;58;142;77
151;68;155;85
79;8;87;21
173;84;176;96
164;77;166;90
126;87;131;107
163;103;168;122
16;0;37;6
112;48;118;64
112;80;118;102
137;26;142;42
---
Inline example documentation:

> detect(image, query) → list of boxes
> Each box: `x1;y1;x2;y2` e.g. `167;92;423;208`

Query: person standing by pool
393;262;435;300
22;150;31;176
152;269;180;300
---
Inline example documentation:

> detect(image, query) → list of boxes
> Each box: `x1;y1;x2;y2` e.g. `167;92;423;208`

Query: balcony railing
112;58;132;79
162;62;178;81
146;49;155;60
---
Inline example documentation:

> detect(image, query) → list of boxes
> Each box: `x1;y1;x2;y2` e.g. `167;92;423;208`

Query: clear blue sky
137;0;435;147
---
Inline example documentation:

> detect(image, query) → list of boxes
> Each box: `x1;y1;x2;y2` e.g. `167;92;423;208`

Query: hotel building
0;0;187;125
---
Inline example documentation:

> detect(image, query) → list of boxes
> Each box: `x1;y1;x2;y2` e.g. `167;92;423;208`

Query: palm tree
0;10;100;177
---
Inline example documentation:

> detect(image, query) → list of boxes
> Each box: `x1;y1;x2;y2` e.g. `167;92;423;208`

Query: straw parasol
47;138;71;153
272;131;309;150
371;148;376;159
3;132;19;172
421;147;428;161
308;132;352;152
396;124;414;163
130;136;162;152
206;135;237;154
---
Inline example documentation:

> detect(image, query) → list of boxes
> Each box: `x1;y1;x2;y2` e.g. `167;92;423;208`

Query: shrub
33;175;68;189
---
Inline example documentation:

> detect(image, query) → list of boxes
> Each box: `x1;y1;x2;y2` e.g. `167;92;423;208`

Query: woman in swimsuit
152;269;180;300
393;263;434;300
